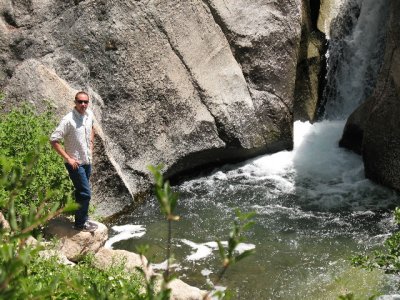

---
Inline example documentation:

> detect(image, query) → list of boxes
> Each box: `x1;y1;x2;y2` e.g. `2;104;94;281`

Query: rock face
0;0;303;217
340;0;400;191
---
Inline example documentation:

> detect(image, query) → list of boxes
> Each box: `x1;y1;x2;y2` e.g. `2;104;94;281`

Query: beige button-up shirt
50;108;94;165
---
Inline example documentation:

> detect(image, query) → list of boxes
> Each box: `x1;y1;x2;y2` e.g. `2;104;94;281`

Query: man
50;91;98;232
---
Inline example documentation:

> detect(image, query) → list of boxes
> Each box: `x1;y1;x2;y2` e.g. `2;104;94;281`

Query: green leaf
234;249;255;263
217;240;226;260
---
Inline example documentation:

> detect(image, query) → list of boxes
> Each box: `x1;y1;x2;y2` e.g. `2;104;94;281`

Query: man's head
74;91;90;115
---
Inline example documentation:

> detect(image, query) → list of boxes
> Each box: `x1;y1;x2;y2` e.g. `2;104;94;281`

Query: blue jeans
65;164;92;227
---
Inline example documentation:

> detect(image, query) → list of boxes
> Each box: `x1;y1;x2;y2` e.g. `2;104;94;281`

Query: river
107;0;399;298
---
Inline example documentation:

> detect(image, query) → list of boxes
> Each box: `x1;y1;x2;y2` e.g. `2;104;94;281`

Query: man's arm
50;140;79;170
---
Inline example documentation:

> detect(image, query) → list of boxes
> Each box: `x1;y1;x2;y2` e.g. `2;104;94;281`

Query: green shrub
12;253;143;300
0;103;73;217
352;207;400;275
0;104;146;299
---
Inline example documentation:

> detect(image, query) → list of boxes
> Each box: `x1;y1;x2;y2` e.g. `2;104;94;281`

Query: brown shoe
74;221;98;232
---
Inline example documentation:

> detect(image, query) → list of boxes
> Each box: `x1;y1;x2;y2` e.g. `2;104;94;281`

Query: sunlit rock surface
0;0;303;217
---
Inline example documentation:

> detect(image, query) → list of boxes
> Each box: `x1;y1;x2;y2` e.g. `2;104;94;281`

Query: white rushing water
179;120;397;212
322;0;389;119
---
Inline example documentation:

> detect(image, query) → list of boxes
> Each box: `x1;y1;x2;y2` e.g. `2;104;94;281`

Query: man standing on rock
50;91;98;232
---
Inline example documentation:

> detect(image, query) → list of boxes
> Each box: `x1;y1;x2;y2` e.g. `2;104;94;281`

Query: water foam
105;224;146;249
180;239;256;262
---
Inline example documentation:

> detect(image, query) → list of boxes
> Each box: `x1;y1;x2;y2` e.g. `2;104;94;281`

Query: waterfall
321;0;390;120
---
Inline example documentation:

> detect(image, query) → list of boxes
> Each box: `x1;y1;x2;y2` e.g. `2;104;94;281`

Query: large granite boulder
0;0;303;217
340;0;400;191
205;0;302;131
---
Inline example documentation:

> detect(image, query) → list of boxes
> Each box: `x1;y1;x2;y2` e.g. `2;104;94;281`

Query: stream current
110;120;400;299
108;0;399;298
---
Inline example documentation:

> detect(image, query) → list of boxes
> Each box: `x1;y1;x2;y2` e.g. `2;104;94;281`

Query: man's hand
67;157;80;170
51;141;80;169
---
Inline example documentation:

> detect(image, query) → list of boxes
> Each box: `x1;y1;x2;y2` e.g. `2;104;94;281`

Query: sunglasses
76;100;89;104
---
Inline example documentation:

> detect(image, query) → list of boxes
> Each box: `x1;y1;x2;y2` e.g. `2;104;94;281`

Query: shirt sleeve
50;117;69;142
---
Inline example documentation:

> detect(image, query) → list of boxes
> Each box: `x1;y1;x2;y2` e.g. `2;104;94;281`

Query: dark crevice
294;0;328;122
309;0;321;29
3;11;18;27
314;39;328;120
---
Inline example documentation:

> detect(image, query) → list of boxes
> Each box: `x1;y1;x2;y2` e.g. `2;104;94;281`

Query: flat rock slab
44;216;108;262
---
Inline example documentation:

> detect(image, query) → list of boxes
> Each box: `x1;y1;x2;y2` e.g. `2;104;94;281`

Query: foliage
0;136;77;298
0;103;73;217
209;209;255;299
14;254;143;300
148;165;179;222
217;209;256;269
351;207;400;275
346;207;400;299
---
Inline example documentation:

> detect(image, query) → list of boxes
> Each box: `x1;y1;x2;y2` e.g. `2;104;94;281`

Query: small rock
168;278;207;300
93;247;153;278
0;212;10;230
39;249;75;266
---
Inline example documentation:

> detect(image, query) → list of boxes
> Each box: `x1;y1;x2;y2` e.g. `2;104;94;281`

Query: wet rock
340;0;400;191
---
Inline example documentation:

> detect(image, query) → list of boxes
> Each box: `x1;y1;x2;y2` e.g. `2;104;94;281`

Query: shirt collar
73;108;87;118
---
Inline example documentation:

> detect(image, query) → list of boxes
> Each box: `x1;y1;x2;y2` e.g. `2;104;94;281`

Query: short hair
75;91;89;101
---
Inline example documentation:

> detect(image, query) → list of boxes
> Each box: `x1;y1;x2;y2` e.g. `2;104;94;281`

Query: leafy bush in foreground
0;102;73;217
352;207;400;275
16;254;142;300
0;102;160;299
